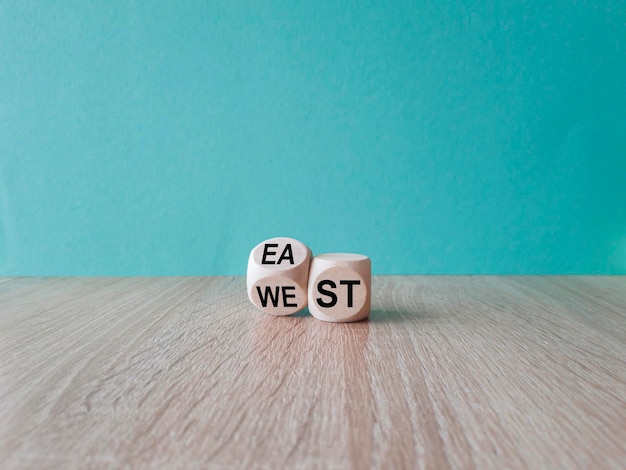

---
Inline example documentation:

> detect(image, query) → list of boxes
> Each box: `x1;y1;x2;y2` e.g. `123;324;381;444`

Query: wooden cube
307;253;371;322
246;237;312;315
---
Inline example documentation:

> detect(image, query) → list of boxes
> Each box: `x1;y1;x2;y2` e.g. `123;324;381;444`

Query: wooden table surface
1;276;625;469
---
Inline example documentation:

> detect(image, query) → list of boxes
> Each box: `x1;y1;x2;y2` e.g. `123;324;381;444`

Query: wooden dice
308;253;371;322
247;239;371;322
247;237;312;315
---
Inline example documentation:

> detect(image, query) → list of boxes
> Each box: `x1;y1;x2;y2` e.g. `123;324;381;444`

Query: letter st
316;279;361;308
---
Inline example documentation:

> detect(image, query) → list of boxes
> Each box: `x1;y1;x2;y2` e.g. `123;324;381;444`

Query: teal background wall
1;1;625;275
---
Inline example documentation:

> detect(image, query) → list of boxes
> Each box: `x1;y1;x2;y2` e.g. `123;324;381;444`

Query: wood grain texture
1;276;625;469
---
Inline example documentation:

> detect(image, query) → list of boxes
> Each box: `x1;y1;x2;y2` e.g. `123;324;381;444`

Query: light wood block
246;237;311;315
2;276;626;468
308;253;371;322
